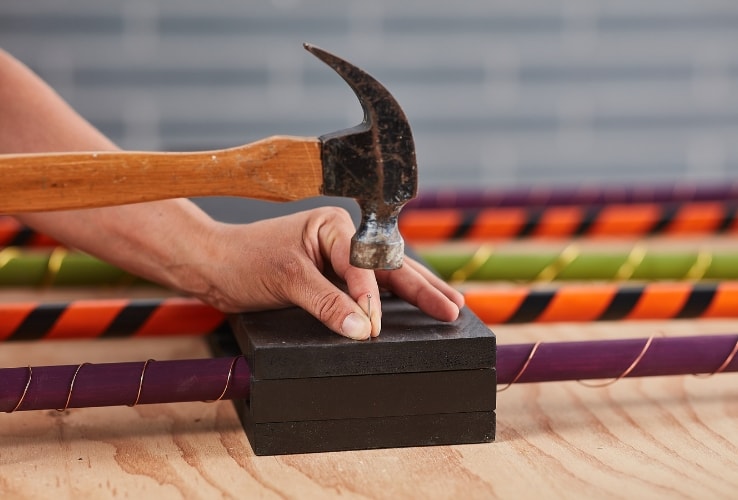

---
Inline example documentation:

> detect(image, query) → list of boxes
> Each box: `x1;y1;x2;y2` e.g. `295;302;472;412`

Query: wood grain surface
1;303;737;498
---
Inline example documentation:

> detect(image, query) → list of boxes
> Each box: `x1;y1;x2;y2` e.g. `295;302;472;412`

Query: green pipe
0;248;147;286
418;246;738;282
1;246;736;286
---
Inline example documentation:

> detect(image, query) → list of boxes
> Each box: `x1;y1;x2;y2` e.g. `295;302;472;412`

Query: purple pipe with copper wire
2;334;737;412
0;356;250;412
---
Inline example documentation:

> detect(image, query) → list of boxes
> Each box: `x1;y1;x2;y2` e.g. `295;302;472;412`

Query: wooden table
1;291;737;499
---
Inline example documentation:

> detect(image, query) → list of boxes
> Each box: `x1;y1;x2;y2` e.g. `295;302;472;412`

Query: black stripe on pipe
506;290;553;323
101;302;160;337
450;210;478;239
8;228;35;246
573;205;602;236
517;207;543;237
717;203;738;233
676;284;717;319
649;203;679;235
9;304;64;340
598;287;643;320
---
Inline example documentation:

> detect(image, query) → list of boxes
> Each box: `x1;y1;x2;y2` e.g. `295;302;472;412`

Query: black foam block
229;295;497;455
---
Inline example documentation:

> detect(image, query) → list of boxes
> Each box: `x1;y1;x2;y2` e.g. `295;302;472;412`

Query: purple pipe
497;334;738;384
2;334;736;412
408;182;738;209
0;357;250;412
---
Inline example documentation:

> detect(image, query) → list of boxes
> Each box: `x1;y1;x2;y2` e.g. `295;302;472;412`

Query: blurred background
2;0;738;222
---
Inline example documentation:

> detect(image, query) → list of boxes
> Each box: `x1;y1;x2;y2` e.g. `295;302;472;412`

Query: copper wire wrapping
498;336;660;391
57;362;89;412
578;335;655;388
8;366;32;413
497;342;541;392
694;336;738;378
205;356;242;403
128;359;153;407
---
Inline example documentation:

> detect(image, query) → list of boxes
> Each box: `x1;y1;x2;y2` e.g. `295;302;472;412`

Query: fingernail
341;312;369;340
371;316;382;337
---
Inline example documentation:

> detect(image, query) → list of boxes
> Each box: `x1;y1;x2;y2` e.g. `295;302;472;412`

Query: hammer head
305;43;417;270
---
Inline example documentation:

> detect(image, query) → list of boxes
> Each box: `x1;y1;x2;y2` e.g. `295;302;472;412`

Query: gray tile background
3;0;738;222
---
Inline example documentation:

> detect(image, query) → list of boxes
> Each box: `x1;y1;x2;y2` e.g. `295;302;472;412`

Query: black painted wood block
229;295;497;455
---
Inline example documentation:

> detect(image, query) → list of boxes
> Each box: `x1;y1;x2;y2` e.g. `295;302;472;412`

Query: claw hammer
0;44;417;270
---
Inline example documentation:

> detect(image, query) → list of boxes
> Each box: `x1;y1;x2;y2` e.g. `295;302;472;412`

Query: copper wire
8;366;32;413
57;362;88;412
205;356;241;403
578;335;655;388
497;341;541;392
129;359;153;407
694;336;738;378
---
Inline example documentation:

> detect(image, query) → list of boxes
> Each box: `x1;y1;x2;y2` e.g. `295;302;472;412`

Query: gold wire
57;362;88;412
129;359;154;407
535;244;579;282
205;356;242;403
42;247;68;287
497;342;541;392
450;245;494;283
614;242;648;281
0;247;21;272
578;336;655;388
684;250;713;281
8;366;32;413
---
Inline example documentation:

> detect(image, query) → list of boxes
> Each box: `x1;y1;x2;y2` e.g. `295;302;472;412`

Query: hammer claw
305;43;418;270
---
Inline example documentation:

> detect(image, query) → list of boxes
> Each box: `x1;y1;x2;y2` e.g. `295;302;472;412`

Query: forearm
1;47;219;296
15;201;219;297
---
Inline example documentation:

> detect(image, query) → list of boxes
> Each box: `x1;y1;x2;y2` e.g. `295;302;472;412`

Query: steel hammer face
305;44;418;270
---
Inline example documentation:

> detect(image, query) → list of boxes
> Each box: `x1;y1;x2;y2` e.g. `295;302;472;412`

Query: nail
341;312;369;340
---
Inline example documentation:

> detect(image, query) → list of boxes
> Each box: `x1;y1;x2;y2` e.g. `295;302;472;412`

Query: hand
191;207;465;340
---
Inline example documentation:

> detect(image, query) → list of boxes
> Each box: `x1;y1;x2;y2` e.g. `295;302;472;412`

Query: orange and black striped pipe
465;281;738;324
0;217;58;247
0;297;227;341
399;201;738;241
2;282;738;340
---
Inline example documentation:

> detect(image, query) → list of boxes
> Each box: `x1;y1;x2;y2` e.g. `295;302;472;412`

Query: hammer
0;44;417;270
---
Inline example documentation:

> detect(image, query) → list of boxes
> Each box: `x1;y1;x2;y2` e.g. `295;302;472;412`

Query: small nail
341;312;369;340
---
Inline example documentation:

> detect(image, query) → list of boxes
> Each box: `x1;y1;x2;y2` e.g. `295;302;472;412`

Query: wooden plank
2;321;738;497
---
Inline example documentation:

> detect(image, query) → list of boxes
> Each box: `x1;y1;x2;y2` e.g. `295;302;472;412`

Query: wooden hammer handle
0;136;323;213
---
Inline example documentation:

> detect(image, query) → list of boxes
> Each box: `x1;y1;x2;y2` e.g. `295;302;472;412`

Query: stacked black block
230;296;496;455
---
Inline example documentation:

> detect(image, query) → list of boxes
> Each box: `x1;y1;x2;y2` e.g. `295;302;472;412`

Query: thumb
294;271;372;340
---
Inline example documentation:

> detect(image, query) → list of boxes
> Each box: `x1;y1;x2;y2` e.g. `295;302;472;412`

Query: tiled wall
3;0;738;198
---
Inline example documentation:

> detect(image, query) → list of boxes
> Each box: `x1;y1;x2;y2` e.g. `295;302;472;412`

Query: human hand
190;207;464;340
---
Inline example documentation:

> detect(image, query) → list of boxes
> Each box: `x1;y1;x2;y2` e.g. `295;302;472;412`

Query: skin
0;48;464;340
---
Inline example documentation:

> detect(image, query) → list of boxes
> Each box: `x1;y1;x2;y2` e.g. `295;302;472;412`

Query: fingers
308;207;463;332
312;208;382;338
291;265;375;340
376;257;464;323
